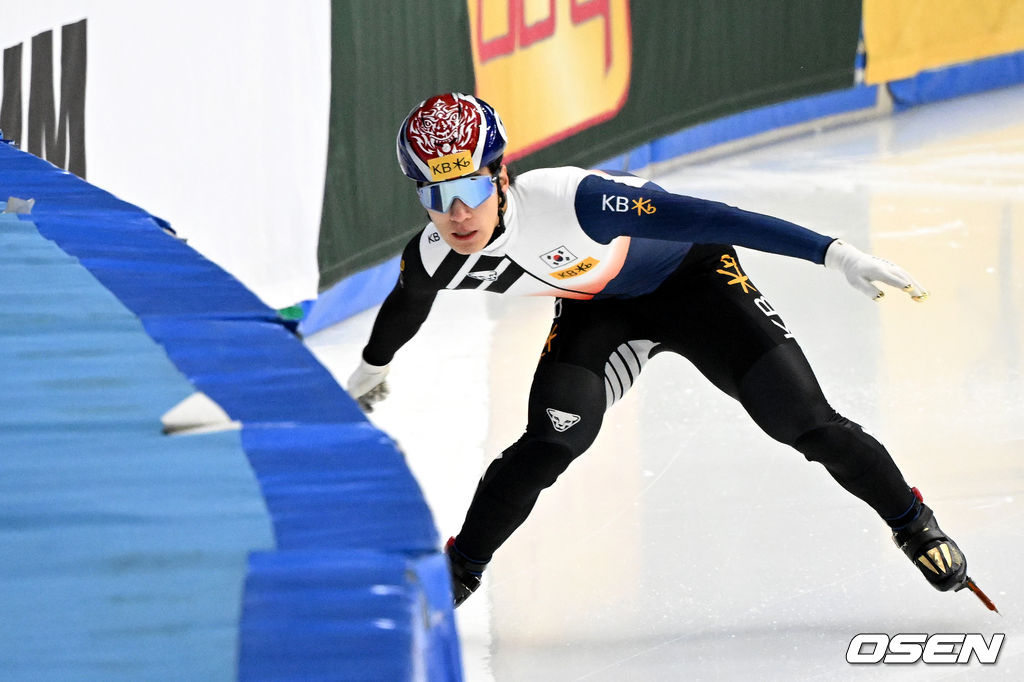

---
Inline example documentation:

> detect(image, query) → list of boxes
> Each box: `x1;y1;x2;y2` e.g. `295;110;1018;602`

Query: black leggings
455;244;915;562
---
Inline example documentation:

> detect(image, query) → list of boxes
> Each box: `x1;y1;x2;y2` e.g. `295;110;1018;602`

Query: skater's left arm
574;174;928;301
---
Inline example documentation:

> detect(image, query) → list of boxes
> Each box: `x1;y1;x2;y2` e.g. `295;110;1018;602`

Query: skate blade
957;576;999;614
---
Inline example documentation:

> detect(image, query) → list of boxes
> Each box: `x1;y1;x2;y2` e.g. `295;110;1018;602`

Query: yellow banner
467;0;632;160
863;0;1024;84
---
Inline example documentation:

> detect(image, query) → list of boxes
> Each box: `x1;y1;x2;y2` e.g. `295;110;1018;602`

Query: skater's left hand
824;239;928;302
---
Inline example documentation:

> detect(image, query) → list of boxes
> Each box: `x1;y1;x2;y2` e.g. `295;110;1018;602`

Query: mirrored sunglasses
417;175;497;213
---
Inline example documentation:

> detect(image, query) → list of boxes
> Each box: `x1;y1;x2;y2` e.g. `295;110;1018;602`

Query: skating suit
363;165;833;367
362;166;913;562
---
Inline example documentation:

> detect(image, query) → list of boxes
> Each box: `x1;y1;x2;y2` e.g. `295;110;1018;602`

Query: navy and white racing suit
361;166;917;563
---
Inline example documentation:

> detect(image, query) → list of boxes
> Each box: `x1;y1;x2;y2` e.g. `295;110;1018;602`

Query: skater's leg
446;297;644;605
737;342;917;522
657;246;915;521
446;360;606;606
739;345;969;592
453;296;643;564
661;248;971;594
454;361;606;562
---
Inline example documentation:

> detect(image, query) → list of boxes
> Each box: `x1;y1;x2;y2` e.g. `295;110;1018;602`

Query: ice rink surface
308;84;1024;680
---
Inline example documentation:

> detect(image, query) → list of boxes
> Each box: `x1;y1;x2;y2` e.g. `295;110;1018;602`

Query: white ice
307;84;1024;681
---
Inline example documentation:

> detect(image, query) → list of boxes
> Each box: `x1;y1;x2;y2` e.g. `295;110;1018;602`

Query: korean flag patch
541;246;578;269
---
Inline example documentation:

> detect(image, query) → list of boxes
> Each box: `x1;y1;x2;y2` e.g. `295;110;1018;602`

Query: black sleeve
361;235;440;366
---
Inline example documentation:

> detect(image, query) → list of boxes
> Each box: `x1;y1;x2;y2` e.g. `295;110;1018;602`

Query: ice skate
892;492;1000;612
892;496;967;592
445;537;487;608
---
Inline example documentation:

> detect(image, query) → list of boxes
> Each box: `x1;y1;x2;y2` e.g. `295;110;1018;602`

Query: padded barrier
299;255;401;337
1;209;274;680
0;142;461;681
239;551;457;682
888;50;1024;109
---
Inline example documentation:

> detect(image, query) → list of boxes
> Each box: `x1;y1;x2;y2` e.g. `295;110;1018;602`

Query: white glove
824;240;928;302
346;359;390;412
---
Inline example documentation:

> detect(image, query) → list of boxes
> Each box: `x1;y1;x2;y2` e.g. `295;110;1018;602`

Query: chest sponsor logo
546;408;580;432
540;245;578;268
550;257;599;280
601;194;657;215
467;270;498;282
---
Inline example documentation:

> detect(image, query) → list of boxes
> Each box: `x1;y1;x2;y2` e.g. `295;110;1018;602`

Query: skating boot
445;537;488;608
892;490;999;612
892;492;966;592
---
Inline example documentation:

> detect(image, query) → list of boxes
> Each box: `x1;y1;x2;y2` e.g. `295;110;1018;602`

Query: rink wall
0;141;461;680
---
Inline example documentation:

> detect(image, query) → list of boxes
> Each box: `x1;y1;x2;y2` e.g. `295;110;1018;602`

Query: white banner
1;0;330;308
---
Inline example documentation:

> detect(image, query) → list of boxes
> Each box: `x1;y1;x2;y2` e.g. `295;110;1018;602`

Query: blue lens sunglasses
417;175;497;213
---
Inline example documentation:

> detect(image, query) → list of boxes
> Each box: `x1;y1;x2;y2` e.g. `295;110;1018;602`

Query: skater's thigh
527;298;645;452
538;297;663;410
658;246;802;399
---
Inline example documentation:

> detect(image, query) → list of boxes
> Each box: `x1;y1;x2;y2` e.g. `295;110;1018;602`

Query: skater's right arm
347;236;439;411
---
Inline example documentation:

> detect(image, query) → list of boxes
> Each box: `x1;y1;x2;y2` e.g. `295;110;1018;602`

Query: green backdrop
317;0;862;290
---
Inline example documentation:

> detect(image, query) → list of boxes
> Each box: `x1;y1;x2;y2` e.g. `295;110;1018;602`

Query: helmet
397;92;507;183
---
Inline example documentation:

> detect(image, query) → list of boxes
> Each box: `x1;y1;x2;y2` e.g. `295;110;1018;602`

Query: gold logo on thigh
539;323;558;362
716;254;757;294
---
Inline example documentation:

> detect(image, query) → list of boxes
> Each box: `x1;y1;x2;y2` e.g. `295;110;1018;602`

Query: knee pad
526;363;606;454
481;436;578;494
792;416;912;517
793;416;880;476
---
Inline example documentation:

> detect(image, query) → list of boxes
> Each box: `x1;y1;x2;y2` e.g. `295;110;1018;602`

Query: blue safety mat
239;550;458;682
888;50;1024;110
0;210;275;680
1;142;461;681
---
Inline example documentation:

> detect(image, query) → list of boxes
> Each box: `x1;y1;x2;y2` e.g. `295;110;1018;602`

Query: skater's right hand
346;359;390;412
